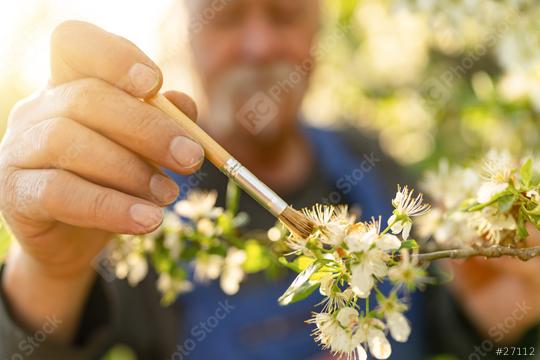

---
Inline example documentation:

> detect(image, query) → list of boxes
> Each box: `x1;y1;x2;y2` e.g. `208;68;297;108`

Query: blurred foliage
1;0;540;253
102;344;137;360
430;355;459;360
0;219;11;261
1;0;538;169
305;0;540;171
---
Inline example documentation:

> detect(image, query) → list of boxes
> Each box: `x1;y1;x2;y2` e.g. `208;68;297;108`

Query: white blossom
345;227;378;252
377;234;401;251
318;276;354;312
336;307;359;329
391;185;431;218
303;205;355;246
421;160;481;209
346;220;401;253
471;206;517;245
312;312;346;350
367;322;392;359
163;233;181;259
125;253;148;286
388;250;428;289
417;208;478;247
378;295;411;343
477;181;509;203
194;254;224;282
267;226;284;242
311;311;368;359
174;190;223;220
319;274;335;297
162;211;183;233
476;150;514;203
220;248;246;295
157;273;193;295
351;248;389;298
197;218;216;237
351;263;375;298
388;185;430;239
386;311;411;342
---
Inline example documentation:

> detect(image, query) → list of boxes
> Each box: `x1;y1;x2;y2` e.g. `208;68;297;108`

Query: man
0;1;539;359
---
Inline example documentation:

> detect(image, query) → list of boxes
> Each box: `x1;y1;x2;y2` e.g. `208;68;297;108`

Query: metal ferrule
222;158;287;216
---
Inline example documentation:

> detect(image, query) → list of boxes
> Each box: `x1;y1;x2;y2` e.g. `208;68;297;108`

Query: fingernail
130;204;163;229
150;174;179;204
170;136;205;168
129;63;159;95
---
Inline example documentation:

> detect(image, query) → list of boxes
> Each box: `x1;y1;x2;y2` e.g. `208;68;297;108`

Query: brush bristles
278;206;315;239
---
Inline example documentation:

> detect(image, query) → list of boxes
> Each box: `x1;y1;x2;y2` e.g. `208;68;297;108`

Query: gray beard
206;62;307;140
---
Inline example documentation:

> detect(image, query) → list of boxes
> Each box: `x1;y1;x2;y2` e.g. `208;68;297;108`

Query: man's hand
0;21;203;342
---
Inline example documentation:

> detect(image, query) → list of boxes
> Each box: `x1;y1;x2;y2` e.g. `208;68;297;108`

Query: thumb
50;20;162;98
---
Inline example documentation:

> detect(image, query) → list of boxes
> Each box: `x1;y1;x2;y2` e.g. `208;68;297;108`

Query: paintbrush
146;93;314;239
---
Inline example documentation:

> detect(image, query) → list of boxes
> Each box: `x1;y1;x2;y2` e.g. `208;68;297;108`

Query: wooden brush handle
147;93;288;217
146;93;232;168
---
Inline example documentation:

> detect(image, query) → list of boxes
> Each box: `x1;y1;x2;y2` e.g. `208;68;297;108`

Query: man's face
187;0;320;139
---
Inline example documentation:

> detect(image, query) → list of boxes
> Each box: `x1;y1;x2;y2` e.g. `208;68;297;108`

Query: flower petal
477;181;508;203
390;220;403;235
351;264;374;298
387;311;411;343
368;328;392;359
356;345;368;360
345;228;377;252
319;274;334;296
402;221;412;240
336;307;358;328
377;234;401;251
366;250;388;278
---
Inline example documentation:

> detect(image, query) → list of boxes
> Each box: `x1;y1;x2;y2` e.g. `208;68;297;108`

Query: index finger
50;20;162;98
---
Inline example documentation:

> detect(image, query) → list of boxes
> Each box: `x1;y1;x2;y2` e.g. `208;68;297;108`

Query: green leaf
152;258;172;275
226;180;240;215
278;256;294;270
525;204;540;216
466;189;512;212
466;202;490;212
517;210;528;239
278;255;315;273
243;240;271;273
216;212;234;235
171;265;188;280
430;355;459;360
278;260;325;305
179;244;199;261
497;194;517;213
102;344;137;360
278;280;320;306
151;247;173;273
520;159;532;187
0;221;12;262
400;239;418;250
526;212;540;229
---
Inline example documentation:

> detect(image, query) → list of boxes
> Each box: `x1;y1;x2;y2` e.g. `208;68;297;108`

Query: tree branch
412;245;540;263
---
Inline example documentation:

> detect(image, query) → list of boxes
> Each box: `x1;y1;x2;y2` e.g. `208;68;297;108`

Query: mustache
214;62;299;94
206;62;308;137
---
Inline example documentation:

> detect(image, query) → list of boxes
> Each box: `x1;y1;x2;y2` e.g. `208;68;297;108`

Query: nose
240;15;281;65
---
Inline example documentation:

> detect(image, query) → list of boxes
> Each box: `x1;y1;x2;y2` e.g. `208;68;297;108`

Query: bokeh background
0;0;538;357
2;0;539;168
